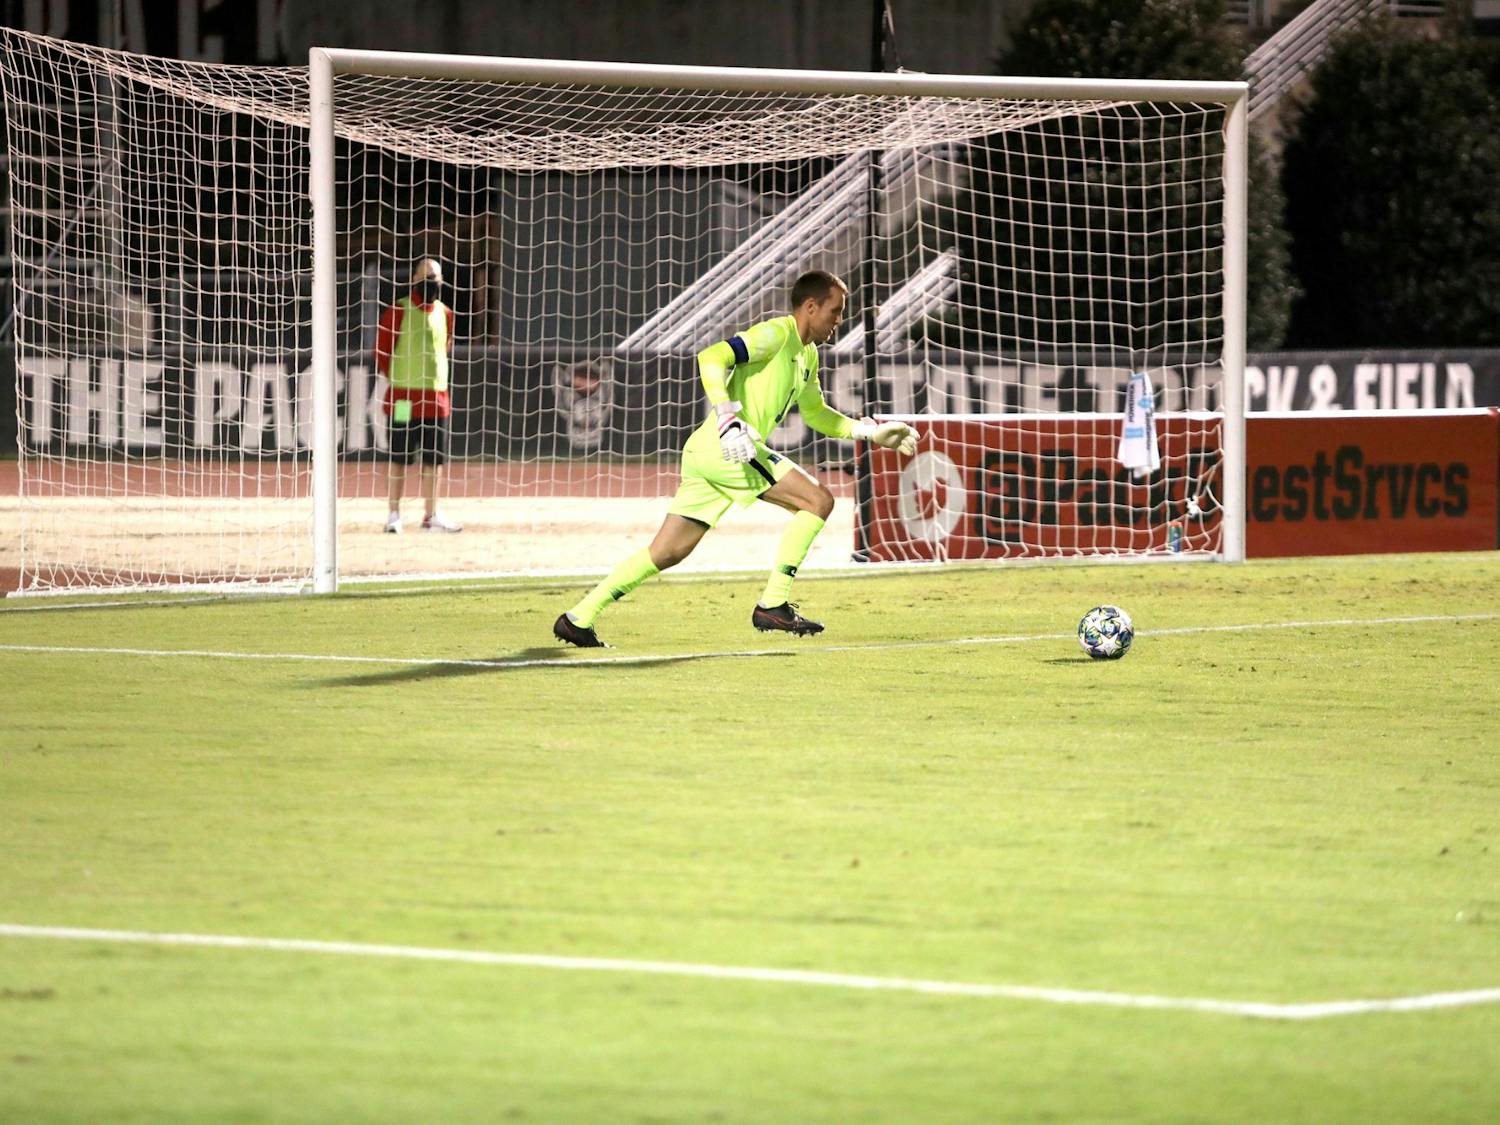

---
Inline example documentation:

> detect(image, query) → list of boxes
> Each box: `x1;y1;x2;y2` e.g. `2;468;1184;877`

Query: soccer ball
1077;605;1134;660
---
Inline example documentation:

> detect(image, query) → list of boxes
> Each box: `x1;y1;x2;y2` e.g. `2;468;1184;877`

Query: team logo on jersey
897;451;967;542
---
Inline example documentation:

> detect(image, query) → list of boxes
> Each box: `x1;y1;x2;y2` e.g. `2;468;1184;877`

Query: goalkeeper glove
853;417;918;457
715;401;758;464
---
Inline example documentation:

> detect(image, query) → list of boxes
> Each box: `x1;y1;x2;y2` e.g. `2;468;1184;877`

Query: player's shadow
318;646;793;687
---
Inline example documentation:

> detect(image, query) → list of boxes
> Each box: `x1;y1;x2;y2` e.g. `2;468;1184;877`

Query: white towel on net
1117;371;1161;480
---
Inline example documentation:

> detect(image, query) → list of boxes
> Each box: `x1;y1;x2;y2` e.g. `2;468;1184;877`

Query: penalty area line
1;923;1496;1022
0;612;1496;672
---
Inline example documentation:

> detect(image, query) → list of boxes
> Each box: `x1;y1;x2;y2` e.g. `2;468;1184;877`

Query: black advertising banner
4;347;1500;459
1243;351;1500;411
3;350;705;461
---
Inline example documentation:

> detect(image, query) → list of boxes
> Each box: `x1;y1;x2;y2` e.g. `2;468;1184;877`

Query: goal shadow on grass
316;646;797;687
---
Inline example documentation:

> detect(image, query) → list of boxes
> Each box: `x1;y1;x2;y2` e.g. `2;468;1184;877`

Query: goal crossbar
314;47;1248;102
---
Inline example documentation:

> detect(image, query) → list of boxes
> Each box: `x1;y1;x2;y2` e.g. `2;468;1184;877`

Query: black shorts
388;416;450;466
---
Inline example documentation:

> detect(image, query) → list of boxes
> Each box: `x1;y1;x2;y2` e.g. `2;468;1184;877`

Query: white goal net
0;31;1245;593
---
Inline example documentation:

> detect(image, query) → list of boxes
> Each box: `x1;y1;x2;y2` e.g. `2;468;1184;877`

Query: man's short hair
790;269;848;309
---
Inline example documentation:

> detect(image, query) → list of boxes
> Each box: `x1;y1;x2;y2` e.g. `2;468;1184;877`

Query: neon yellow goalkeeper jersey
690;315;856;449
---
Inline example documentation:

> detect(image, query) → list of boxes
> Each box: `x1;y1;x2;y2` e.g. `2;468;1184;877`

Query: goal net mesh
1;29;1233;591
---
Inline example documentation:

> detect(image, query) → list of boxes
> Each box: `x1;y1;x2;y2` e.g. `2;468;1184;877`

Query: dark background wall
3;0;1034;73
281;0;1024;73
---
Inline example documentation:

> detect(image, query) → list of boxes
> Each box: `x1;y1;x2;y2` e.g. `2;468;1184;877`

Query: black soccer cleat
752;602;825;636
553;612;608;648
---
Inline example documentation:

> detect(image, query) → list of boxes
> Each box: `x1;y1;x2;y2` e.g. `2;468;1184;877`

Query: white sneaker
422;511;463;533
384;512;402;534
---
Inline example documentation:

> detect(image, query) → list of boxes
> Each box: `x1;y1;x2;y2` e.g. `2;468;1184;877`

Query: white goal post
2;32;1246;594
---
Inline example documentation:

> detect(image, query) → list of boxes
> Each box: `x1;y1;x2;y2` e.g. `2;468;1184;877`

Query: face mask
416;279;442;303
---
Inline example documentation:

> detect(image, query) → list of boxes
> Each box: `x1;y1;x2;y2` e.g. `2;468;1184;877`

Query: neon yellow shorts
667;430;802;529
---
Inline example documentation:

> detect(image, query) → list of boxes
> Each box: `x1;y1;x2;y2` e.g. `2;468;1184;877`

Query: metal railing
1246;0;1386;119
615;147;952;358
829;249;959;361
1245;0;1448;120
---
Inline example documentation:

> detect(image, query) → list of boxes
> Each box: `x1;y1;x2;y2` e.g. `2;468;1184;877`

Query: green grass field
3;553;1499;1123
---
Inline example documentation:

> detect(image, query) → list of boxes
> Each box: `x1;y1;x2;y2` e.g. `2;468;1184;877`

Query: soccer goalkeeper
553;269;918;648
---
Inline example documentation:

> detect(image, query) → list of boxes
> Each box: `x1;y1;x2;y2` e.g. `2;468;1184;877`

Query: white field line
0;595;238;613
7;549;1495;611
0;554;1196;610
0;612;1497;672
1;923;1495;1022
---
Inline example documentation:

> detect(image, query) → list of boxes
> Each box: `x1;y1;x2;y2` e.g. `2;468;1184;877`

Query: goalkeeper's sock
759;510;825;607
568;548;660;627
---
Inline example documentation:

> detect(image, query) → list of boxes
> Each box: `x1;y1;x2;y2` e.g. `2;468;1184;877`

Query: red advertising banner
860;415;1224;561
1246;410;1499;557
859;410;1499;562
